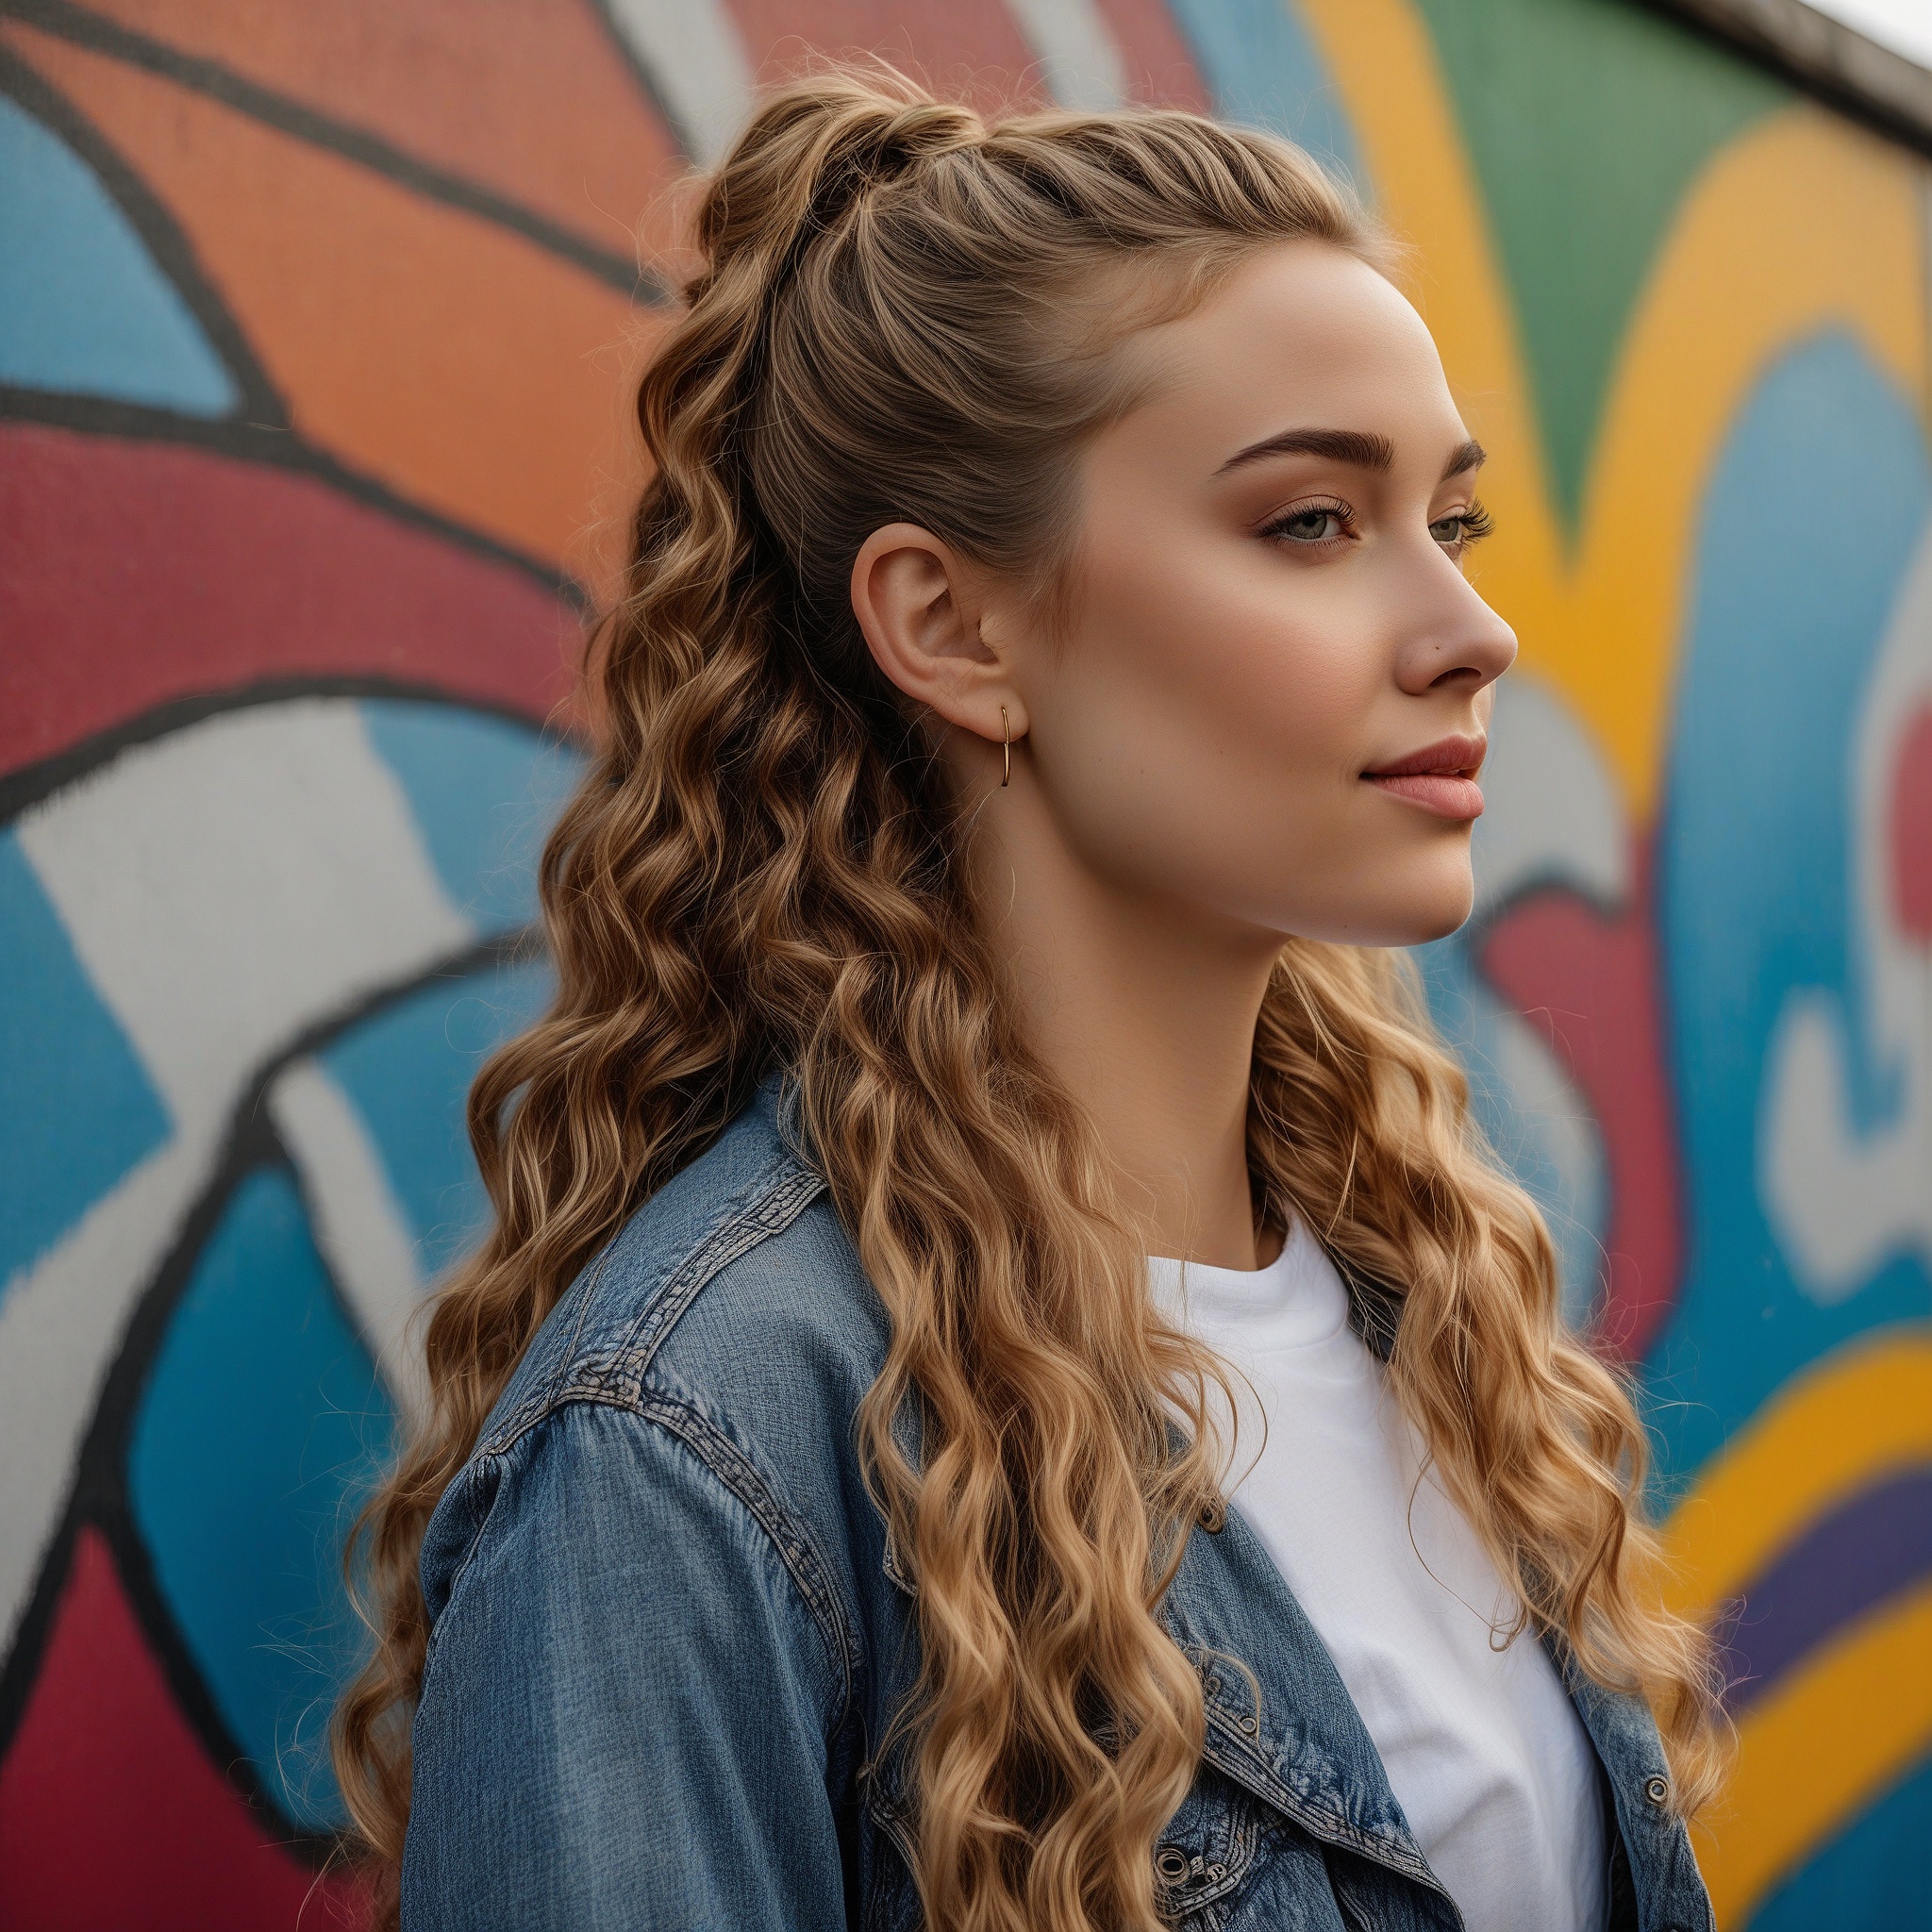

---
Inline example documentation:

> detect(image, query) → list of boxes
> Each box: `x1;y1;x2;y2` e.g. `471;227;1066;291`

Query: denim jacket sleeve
402;1396;852;1932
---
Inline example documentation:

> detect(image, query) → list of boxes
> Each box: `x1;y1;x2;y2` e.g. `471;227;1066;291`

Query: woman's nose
1394;573;1519;696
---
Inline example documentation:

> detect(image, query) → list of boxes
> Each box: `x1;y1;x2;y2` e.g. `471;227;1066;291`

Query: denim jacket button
1155;1845;1190;1883
1643;1774;1670;1807
1239;1713;1258;1735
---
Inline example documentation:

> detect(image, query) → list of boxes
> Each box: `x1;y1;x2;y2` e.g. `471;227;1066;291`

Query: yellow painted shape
1297;0;1559;657
1657;1327;1932;1624
1564;114;1925;811
1694;1584;1932;1926
1300;0;1929;815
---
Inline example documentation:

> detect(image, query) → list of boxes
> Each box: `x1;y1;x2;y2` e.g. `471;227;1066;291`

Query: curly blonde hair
335;64;1724;1932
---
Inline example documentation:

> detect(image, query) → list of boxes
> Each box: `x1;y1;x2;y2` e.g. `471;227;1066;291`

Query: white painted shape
603;0;754;164
1485;1001;1607;1329
15;701;471;1134
271;1059;431;1428
0;1140;201;1661
2;698;474;1657
1004;0;1127;108
1760;514;1932;1300
1473;674;1627;911
1761;992;1931;1296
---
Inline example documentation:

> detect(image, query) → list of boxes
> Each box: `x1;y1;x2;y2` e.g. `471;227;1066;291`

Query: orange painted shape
79;0;687;259
8;22;664;569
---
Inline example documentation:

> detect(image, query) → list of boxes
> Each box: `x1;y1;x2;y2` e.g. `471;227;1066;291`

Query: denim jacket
404;1077;1714;1932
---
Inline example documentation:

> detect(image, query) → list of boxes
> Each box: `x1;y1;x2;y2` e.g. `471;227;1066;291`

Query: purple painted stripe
1718;1464;1932;1714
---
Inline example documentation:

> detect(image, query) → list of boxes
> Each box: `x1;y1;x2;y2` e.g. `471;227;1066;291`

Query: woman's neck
970;777;1287;1271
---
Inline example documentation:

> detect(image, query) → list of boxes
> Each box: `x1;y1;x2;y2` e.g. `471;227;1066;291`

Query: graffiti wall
1;0;1925;1924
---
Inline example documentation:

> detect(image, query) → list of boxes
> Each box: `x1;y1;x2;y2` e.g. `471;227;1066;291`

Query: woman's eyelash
1438;500;1495;545
1259;499;1498;547
1259;498;1353;541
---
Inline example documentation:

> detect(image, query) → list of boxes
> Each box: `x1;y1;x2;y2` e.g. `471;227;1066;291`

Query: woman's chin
1317;872;1476;949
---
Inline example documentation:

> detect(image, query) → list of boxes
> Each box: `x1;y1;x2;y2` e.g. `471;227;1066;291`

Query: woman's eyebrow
1215;428;1490;482
1216;426;1394;475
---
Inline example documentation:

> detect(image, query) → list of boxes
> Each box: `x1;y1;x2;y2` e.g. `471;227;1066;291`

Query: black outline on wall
0;383;582;608
0;32;637;602
0;681;550;1857
0;40;287;425
0;673;570;826
0;0;672;300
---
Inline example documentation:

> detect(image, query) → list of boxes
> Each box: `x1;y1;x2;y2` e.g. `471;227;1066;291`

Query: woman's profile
335;65;1724;1932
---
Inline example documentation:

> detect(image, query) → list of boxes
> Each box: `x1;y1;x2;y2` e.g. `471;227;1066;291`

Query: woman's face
1018;240;1517;948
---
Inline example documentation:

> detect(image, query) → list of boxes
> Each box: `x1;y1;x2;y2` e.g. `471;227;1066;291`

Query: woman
336;67;1724;1932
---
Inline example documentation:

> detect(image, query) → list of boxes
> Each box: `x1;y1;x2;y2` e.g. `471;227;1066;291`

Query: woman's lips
1363;734;1487;821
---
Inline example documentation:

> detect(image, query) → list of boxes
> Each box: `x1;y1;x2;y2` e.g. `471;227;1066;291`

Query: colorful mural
0;1;1925;1924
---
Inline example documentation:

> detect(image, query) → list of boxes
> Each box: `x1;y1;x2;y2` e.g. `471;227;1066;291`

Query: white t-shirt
1148;1220;1606;1932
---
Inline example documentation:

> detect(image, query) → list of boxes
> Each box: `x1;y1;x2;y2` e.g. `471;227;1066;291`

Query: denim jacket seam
629;1383;863;1726
456;1381;865;1732
420;1449;508;1674
1174;1634;1441;1893
540;1234;621;1416
611;1157;829;1379
476;1148;827;1454
1201;1722;1441;1889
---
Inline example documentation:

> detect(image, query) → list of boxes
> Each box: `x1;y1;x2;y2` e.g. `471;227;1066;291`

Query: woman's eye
1430;501;1495;552
1268;506;1347;543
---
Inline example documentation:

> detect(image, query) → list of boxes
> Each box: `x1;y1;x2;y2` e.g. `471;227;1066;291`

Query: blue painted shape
360;700;581;933
1163;0;1364;191
321;955;555;1279
128;1167;393;1830
0;95;237;414
1744;1748;1931;1931
0;830;171;1293
1415;928;1607;1329
1651;333;1932;1490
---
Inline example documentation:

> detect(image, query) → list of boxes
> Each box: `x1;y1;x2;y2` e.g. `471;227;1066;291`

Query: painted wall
0;1;1925;1924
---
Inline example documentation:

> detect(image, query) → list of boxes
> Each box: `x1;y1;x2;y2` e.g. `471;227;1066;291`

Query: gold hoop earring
1000;706;1011;788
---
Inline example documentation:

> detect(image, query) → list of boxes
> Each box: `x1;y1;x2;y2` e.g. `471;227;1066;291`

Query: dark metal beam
1641;0;1932;156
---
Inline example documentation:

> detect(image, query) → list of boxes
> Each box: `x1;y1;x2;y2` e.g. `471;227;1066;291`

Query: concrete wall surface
1;1;1926;1924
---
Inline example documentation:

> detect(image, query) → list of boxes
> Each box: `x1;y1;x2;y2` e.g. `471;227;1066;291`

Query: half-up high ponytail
336;63;1723;1932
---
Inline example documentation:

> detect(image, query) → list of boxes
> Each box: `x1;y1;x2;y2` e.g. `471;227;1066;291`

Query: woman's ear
851;524;1026;745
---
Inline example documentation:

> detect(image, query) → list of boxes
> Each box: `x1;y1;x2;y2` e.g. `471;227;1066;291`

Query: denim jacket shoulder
404;1075;1714;1932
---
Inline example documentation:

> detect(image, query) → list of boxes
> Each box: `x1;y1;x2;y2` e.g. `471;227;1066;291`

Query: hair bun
695;70;982;285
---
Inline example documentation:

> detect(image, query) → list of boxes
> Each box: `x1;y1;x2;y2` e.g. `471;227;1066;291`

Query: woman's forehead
1099;245;1462;480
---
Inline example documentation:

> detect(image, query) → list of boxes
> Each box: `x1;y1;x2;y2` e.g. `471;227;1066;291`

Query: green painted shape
1411;0;1787;528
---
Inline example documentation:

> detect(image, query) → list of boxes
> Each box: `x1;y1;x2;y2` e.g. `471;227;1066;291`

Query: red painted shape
0;425;580;780
726;0;1041;106
0;1525;367;1931
728;0;1206;110
1479;846;1685;1361
1889;703;1932;941
1091;0;1211;107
